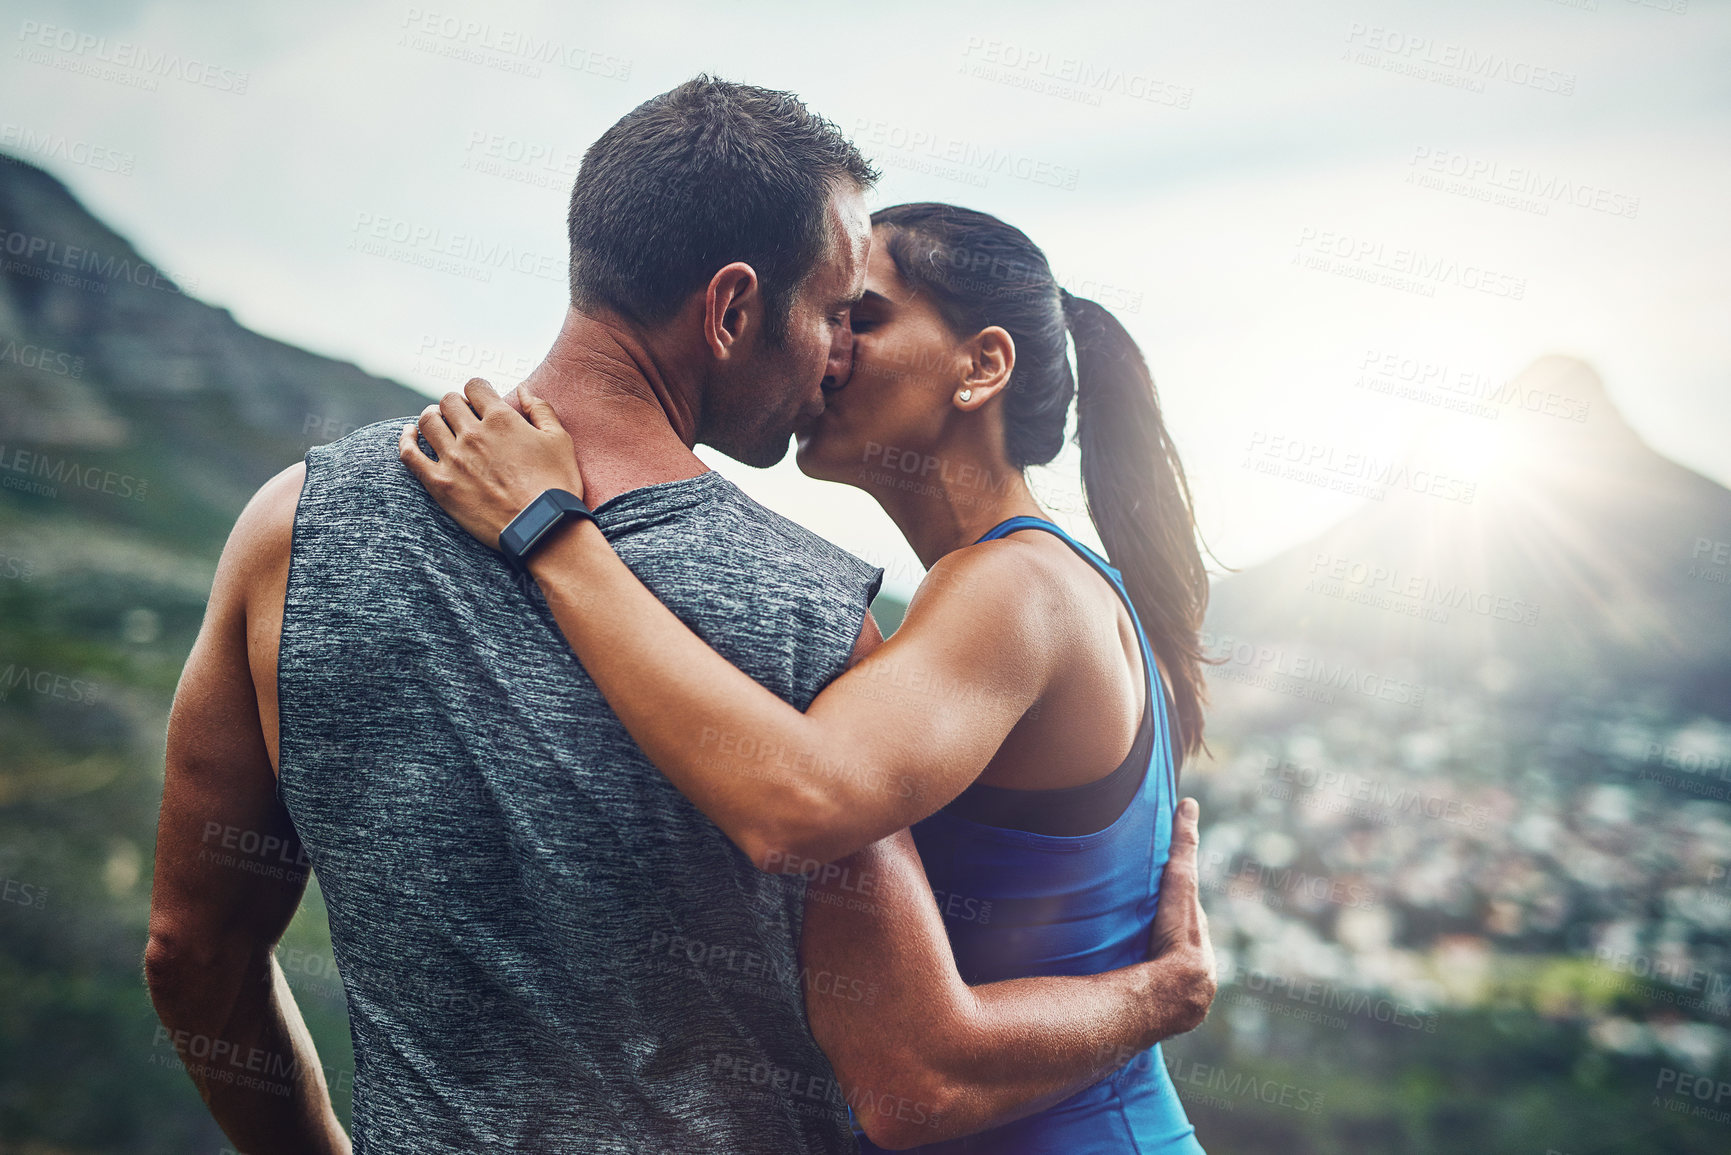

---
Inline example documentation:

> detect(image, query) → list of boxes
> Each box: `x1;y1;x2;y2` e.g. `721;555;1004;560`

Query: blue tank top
862;515;1205;1154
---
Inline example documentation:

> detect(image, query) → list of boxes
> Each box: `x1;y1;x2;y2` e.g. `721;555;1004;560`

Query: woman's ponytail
1064;290;1212;765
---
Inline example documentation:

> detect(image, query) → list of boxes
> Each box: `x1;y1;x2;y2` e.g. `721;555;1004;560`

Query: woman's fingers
398;423;436;481
439;388;482;436
1165;798;1200;915
463;377;510;421
416;404;456;458
518;381;568;435
1150;798;1204;955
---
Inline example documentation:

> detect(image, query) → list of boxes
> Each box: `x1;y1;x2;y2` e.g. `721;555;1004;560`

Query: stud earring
958;389;973;402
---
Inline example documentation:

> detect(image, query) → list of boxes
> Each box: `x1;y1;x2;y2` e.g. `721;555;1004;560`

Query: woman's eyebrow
857;288;894;308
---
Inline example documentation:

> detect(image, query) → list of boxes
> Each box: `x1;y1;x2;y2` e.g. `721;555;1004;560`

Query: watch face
503;490;589;567
510;499;563;553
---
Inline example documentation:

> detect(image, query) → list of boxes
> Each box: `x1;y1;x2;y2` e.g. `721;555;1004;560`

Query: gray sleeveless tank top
277;419;882;1153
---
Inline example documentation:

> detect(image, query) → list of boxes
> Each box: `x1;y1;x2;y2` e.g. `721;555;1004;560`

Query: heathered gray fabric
278;419;882;1154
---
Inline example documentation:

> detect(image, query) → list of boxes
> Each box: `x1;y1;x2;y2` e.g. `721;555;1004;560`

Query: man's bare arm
800;802;1215;1150
144;464;350;1155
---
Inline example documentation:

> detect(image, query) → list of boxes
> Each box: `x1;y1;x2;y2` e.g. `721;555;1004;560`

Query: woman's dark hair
871;202;1213;763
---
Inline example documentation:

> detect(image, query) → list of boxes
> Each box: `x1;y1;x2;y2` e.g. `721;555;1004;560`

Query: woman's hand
398;377;585;550
1146;798;1216;1033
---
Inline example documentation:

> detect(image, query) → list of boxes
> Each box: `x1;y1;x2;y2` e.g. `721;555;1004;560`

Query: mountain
0;154;425;548
1205;356;1731;716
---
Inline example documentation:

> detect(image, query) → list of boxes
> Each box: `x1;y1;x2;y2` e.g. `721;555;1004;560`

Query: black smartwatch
498;488;596;573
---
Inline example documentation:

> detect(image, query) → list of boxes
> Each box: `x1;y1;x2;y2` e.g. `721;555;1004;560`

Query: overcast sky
6;0;1727;595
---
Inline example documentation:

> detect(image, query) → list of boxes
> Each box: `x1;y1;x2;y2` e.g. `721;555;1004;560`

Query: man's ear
704;262;761;360
955;326;1016;410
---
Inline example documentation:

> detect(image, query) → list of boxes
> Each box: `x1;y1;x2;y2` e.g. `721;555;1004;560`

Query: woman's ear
954;326;1016;410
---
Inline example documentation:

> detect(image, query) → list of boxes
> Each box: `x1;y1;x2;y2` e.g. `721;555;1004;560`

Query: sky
4;0;1727;597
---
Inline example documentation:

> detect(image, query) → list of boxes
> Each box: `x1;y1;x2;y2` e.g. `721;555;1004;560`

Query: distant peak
1502;355;1636;449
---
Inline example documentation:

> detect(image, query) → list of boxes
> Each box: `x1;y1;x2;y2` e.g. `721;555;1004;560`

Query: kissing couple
147;75;1217;1154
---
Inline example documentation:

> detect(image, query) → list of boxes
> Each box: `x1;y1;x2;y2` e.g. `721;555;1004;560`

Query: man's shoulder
608;471;882;592
710;477;872;571
223;461;308;592
310;417;422;474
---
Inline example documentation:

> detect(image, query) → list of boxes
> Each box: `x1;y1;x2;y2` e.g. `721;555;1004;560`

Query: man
145;76;1214;1153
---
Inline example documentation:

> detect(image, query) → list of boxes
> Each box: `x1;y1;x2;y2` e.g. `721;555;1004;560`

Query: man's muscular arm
144;463;351;1155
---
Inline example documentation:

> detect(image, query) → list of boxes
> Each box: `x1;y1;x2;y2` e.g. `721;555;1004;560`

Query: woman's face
795;229;970;488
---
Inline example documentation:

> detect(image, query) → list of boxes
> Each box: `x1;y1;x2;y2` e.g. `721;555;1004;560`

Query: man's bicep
800;831;972;1078
153;610;308;953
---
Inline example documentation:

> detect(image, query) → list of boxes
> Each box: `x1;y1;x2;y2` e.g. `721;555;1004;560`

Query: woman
404;203;1213;1152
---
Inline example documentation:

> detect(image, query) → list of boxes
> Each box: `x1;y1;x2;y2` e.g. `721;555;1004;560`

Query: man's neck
517;307;710;508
